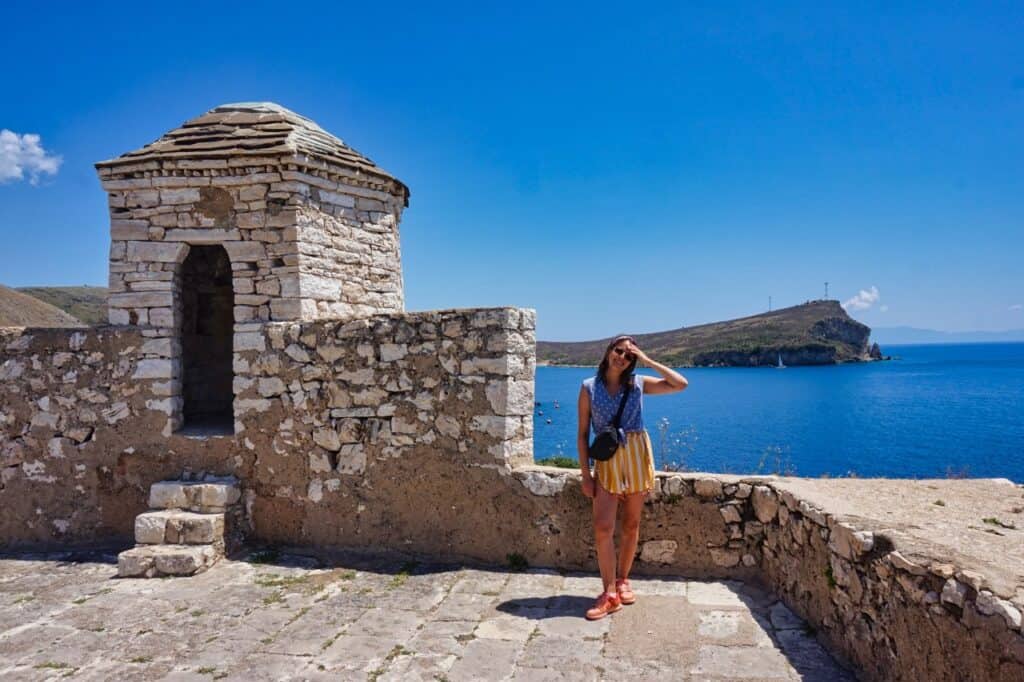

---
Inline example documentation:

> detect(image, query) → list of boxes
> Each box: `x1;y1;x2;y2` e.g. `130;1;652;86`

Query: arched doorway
179;245;234;434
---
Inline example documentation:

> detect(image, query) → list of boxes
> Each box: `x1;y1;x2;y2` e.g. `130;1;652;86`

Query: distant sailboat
776;352;786;369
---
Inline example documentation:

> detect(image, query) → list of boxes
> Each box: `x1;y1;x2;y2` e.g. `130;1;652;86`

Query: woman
577;335;688;620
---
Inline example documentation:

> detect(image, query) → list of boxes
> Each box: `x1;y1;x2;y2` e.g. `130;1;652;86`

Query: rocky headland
538;300;882;367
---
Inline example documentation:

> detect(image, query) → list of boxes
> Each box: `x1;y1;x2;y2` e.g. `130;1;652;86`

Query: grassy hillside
538;300;877;367
0;285;85;327
17;286;107;325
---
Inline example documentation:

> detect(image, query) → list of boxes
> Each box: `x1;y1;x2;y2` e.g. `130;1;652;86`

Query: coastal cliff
538;300;879;367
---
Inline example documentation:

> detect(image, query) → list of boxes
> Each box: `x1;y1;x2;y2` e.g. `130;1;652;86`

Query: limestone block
829;524;875;561
751;486;779;522
153;545;218;576
133;359;177;380
29;411;59;430
126;241;188;263
484;378;534;416
135;513;167;544
313;428;342;452
435;415;462;439
461;357;510;375
258;377;286;397
695;478;724;500
798;500;828;526
165;512;224;545
470;415;519;439
309;452;332;474
889;551;928;576
640;540;678;564
159;188;200;204
223;241;267;262
663;476;687;497
337;443;366;474
110;220;150;240
99;403;130;425
117;549;155;578
517;470;567;497
140;337;175;357
234;332;266;352
164;228;241;243
193;483;241;509
380;343;408;362
336;368;374;385
301;274;342;301
149;308;176;327
976;591;1023;630
150;482;188;509
719;504;743;524
284;344;310;362
941;578;968;608
109;291;174;309
126;189;159;207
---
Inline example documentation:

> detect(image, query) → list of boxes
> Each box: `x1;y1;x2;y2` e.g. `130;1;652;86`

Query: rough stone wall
754;485;1024;680
295;172;405;320
0;308;534;552
0;326;162;544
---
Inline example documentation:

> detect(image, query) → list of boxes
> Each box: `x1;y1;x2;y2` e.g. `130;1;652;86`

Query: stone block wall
98;158;404;326
96;157;407;434
4;313;1022;679
754;484;1024;680
0;307;535;551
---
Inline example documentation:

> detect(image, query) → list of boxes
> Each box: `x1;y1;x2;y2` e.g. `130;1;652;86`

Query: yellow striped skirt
594;430;656;496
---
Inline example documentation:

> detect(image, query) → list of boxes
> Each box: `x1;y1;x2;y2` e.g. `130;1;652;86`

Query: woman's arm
628;342;688;395
577;385;596;498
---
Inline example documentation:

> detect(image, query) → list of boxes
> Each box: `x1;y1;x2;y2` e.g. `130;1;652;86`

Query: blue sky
1;2;1022;340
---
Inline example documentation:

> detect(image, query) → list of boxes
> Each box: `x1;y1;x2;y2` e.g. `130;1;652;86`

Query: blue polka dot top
583;374;645;436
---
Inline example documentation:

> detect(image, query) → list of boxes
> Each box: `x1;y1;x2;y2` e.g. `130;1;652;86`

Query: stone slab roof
96;102;407;198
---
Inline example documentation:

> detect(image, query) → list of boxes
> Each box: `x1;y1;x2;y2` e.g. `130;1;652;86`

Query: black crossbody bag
588;379;632;462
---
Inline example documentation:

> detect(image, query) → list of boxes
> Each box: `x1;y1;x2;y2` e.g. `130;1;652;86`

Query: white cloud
842;285;880;312
1011;304;1023;311
0;129;62;185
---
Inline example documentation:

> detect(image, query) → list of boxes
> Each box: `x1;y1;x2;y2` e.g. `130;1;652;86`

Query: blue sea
533;343;1024;482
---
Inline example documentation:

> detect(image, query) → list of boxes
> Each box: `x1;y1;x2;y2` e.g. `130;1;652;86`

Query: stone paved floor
0;550;854;681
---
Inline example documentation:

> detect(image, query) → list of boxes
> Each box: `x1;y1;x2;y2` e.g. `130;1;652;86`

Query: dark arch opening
179;245;234;435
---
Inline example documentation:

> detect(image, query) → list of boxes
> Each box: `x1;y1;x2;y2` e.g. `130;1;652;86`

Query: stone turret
96;102;408;326
94;103;409;434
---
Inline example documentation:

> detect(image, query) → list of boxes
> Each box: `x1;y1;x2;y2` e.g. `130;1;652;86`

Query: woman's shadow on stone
496;595;593;619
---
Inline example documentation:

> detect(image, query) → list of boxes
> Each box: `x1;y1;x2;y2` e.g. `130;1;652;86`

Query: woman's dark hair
597;335;637;387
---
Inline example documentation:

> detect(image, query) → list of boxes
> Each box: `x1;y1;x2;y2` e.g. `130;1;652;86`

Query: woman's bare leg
592;482;619;594
616;492;645;580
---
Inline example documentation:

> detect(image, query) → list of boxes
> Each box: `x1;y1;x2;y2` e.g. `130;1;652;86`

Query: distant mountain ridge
0;285;85;328
16;286;108;326
872;326;1024;345
538;300;879;367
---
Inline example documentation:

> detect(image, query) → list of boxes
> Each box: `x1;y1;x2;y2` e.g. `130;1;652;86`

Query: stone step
135;510;225;546
148;477;241;513
117;544;221;578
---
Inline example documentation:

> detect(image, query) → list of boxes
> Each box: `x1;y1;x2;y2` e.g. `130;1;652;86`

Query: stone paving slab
0;551;855;681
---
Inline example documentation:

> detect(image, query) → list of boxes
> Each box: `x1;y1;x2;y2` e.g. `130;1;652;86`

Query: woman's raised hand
627;341;651;366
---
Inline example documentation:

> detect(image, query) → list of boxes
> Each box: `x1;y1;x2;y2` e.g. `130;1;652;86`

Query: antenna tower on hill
824;282;829;300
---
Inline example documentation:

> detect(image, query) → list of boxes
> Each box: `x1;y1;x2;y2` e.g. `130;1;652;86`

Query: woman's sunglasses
612;348;635;360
